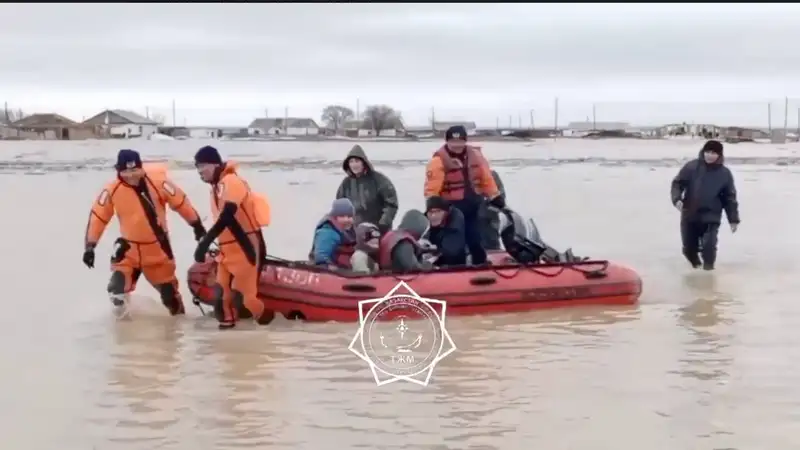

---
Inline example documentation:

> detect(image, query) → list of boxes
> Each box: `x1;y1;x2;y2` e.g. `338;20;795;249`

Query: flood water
2;138;799;449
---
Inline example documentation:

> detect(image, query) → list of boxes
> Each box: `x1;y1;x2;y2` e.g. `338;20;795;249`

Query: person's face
334;215;354;229
426;208;447;227
348;157;365;175
118;167;144;185
703;151;719;164
446;138;466;152
196;163;218;182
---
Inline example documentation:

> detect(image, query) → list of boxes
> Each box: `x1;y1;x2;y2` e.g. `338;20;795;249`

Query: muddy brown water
2;138;799;449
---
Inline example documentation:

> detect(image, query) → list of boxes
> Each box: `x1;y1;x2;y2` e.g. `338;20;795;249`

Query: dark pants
460;207;487;265
680;219;720;268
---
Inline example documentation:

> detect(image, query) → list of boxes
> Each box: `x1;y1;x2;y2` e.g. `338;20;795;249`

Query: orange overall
85;165;201;314
209;162;272;324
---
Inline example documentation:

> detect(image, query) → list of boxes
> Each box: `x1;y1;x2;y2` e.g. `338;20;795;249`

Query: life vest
377;229;420;270
210;162;270;264
308;217;356;268
434;145;490;201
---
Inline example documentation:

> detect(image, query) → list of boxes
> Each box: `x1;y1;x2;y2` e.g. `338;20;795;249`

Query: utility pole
171;99;176;127
529;109;534;129
592;103;597;130
554;97;559;133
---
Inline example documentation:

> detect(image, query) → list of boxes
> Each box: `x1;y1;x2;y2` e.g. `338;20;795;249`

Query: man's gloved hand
82;245;95;269
191;221;207;242
194;239;211;263
489;195;506;210
674;200;683;212
730;222;739;233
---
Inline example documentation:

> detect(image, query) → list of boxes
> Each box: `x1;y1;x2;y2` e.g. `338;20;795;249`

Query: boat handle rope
491;260;610;279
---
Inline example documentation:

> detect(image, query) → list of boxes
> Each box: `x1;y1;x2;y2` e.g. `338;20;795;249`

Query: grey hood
343;145;375;176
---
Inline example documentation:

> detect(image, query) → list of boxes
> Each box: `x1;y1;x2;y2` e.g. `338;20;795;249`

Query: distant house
722;126;770;141
343;117;406;137
9;113;97;140
406;121;478;136
563;121;631;137
83;109;160;138
247;117;319;136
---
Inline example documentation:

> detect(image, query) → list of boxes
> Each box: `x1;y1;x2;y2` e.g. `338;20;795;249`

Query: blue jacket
312;223;343;265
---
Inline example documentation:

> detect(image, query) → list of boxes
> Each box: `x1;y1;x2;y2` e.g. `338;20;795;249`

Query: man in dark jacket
670;140;740;270
425;196;468;267
336;145;398;234
480;170;507;250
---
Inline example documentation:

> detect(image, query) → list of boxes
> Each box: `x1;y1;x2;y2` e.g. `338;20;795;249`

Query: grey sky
2;3;800;126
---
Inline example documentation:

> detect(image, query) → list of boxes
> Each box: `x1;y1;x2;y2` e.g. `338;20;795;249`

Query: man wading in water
670;140;740;271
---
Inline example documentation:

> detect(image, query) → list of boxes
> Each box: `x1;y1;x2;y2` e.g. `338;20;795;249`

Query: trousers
680;219;720;267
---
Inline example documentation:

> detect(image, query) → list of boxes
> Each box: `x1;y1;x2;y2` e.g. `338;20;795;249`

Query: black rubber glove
191;221;207;242
489;195;506;210
83;245;95;269
194;239;211;263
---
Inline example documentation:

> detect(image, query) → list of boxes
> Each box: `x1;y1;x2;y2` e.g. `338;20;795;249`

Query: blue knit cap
330;198;355;217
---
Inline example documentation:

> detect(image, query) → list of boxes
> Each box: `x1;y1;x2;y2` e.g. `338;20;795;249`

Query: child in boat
351;222;381;273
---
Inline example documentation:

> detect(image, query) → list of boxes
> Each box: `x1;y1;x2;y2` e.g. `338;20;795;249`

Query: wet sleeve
335;179;346;199
392;241;422;271
375;173;399;227
670;162;692;205
161;178;201;225
479;160;500;198
721;169;741;224
312;227;341;265
423;157;445;198
84;185;115;248
492;170;507;200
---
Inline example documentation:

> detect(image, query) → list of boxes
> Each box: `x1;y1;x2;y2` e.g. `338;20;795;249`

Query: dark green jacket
336;145;399;232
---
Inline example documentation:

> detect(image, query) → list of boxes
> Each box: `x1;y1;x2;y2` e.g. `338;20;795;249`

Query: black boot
682;249;702;268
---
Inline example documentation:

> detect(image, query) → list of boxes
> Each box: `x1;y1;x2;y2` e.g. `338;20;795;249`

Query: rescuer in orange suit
423;125;505;265
192;145;275;329
83;149;206;315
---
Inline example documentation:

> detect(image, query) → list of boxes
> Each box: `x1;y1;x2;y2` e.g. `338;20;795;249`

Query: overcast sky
2;3;800;127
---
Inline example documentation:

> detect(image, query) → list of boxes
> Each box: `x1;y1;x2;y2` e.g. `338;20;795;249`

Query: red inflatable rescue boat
187;252;642;322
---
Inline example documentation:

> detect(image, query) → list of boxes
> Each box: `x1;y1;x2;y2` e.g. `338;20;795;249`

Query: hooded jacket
336;145;399;232
670;149;740;224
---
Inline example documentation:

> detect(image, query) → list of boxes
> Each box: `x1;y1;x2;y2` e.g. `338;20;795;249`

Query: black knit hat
445;125;467;141
425;196;449;212
194;145;223;165
702;140;723;155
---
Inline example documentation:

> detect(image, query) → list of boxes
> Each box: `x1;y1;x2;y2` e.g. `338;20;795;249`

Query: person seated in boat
425;196;469;267
377;209;434;272
480;169;507;251
351;222;381;274
310;198;357;269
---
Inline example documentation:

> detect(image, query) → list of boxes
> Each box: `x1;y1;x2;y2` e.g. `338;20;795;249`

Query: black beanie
445;125;467;141
702;140;723;155
426;196;449;212
194;145;223;165
115;149;142;171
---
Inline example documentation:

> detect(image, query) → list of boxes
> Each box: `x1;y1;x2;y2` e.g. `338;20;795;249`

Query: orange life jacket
434;145;490;201
377;229;420;270
308;217;356;268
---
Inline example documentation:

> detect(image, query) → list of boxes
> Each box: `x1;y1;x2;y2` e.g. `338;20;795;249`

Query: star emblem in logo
348;281;456;386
